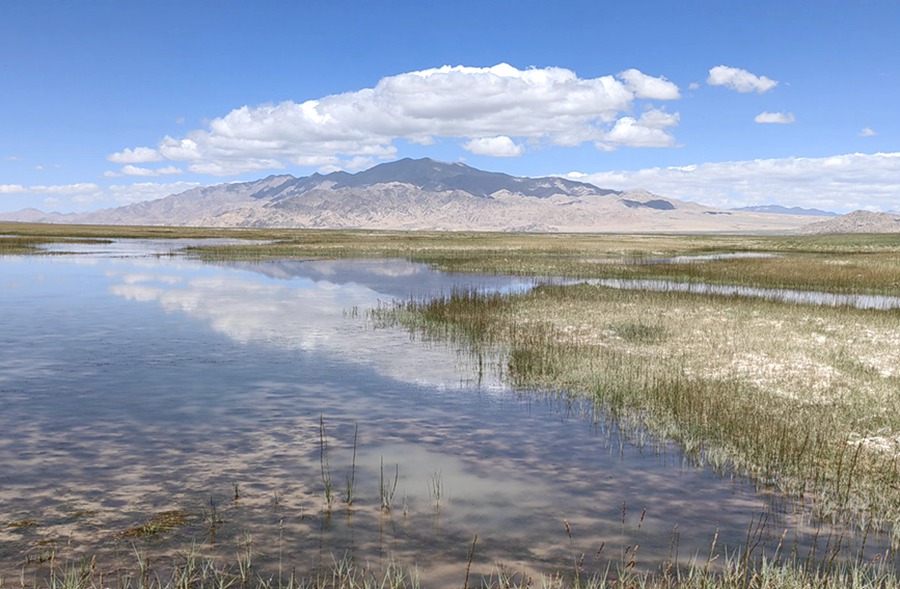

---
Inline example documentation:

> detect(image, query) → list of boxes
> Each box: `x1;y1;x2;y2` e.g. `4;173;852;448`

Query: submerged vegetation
120;511;188;539
2;222;900;587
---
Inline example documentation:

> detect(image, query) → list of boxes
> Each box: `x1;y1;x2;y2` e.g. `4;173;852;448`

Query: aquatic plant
121;510;188;539
343;424;359;507
427;471;444;513
320;416;334;511
379;457;400;512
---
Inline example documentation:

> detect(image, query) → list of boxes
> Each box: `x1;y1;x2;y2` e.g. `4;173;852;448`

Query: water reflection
36;238;270;258
219;258;540;299
638;252;778;265
0;245;893;584
588;278;900;310
107;259;524;389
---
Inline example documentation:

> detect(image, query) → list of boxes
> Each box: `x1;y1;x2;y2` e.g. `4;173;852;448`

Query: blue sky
2;0;898;214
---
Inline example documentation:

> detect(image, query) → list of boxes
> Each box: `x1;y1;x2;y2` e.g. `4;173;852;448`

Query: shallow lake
0;241;892;585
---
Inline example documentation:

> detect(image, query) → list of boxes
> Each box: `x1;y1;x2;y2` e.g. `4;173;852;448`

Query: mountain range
1;157;885;233
730;205;838;217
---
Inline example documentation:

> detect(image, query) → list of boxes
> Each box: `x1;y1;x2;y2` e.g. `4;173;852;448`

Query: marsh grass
0;236;114;255
204;499;223;542
6;541;900;589
343;424;359;507
583;253;900;296
7;521;39;530
384;284;900;536
186;231;898;296
427;472;444;513
5;223;898;295
319;417;335;512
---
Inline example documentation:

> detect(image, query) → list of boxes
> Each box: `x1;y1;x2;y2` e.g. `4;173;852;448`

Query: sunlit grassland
386;284;900;534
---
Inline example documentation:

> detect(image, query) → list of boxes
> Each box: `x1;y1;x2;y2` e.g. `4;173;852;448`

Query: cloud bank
108;63;681;175
568;152;900;213
0;181;200;207
0;183;100;195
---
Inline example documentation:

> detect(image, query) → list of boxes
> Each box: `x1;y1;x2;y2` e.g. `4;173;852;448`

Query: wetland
1;224;899;588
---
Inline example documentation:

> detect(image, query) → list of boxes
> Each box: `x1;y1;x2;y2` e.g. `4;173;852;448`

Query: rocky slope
799;210;900;234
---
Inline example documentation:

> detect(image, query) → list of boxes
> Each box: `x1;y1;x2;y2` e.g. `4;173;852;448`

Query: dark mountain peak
313;157;616;199
622;198;676;210
357;158;491;193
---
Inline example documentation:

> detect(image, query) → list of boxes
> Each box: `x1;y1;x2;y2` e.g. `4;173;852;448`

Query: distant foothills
1;158;897;234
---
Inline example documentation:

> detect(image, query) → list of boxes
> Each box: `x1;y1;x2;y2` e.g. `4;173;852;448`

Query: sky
2;0;899;215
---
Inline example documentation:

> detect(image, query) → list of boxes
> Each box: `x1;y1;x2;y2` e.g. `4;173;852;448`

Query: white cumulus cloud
108;146;163;164
707;65;778;93
567;152;900;213
602;109;679;148
616;69;681;100
754;111;795;124
120;165;184;177
859;127;877;137
463;136;525;157
112;63;680;176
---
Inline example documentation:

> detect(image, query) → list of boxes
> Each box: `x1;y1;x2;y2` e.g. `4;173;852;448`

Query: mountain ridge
731;204;838;217
0;158;819;233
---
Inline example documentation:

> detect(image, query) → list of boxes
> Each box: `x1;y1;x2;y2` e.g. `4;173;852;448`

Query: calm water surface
0;241;890;585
